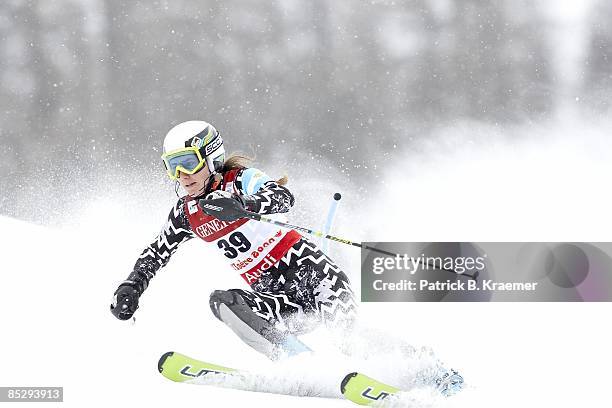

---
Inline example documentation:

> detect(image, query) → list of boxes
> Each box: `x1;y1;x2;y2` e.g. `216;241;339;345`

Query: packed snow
2;118;612;407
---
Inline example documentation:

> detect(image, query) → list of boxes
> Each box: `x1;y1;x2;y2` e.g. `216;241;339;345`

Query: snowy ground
1;118;612;407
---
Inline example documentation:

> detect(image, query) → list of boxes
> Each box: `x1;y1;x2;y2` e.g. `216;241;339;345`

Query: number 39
217;232;251;259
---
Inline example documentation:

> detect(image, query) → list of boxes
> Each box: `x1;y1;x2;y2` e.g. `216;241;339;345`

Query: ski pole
320;192;342;253
250;211;478;281
199;198;479;281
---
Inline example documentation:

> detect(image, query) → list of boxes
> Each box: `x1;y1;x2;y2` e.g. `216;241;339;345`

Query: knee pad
209;289;246;320
208;289;311;359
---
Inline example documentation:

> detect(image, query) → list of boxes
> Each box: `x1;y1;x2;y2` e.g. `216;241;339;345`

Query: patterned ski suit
124;167;357;332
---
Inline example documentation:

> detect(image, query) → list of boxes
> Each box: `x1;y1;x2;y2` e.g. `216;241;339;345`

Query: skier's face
177;165;211;197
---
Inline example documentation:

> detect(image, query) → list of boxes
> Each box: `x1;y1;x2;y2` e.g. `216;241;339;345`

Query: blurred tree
0;0;568;222
585;0;612;111
439;0;553;122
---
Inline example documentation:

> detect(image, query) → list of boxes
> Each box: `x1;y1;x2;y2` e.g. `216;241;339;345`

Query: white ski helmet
161;120;225;179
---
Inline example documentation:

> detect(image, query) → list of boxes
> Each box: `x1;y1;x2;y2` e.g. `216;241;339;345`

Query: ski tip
158;351;175;373
340;372;358;394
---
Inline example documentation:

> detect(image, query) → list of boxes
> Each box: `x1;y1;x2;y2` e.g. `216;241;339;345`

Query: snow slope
1;118;612;407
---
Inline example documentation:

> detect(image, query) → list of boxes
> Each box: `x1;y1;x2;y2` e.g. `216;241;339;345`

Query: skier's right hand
110;283;140;320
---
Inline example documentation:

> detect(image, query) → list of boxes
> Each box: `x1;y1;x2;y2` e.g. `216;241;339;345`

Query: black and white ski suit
121;166;357;333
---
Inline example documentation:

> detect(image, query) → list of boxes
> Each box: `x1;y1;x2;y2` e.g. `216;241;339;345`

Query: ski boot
435;368;464;396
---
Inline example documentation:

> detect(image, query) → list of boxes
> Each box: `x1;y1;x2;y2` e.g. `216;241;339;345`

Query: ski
158;351;240;384
158;351;341;399
159;351;462;404
340;372;400;406
341;368;464;405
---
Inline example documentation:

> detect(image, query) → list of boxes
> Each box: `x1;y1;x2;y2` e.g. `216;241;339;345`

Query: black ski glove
110;282;140;320
199;190;257;222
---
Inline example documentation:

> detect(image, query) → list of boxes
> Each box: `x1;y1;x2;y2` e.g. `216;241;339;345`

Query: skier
110;120;358;359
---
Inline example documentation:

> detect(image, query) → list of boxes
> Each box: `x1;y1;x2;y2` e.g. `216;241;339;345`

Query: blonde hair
222;153;288;185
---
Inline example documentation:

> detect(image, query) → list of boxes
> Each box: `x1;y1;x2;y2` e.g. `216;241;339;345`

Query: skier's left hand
110;283;140;320
200;192;248;222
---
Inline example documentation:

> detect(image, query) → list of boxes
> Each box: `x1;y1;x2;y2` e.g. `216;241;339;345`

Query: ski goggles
161;147;206;180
